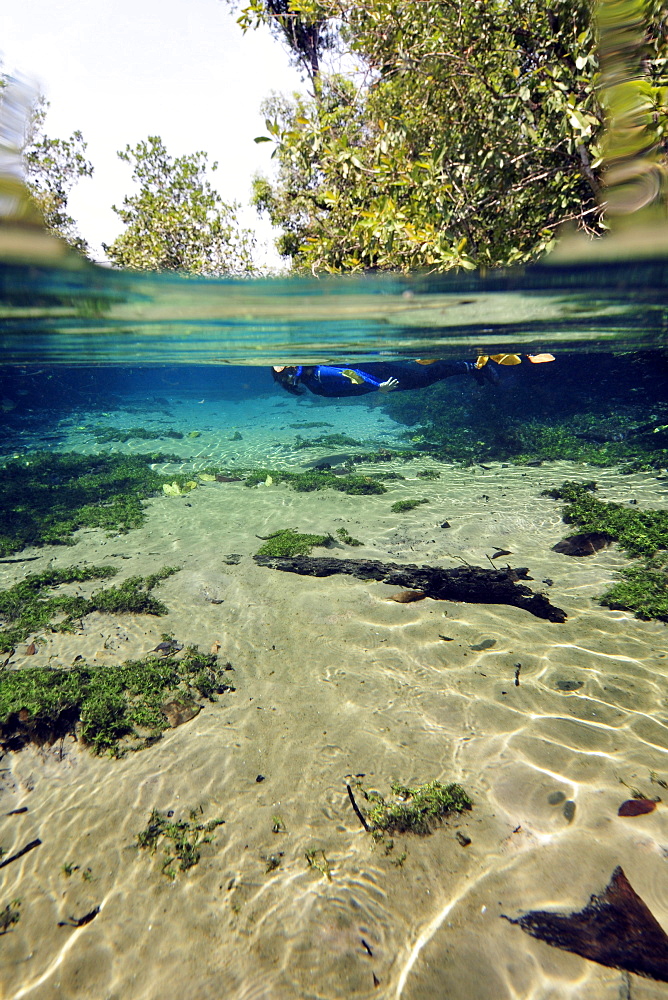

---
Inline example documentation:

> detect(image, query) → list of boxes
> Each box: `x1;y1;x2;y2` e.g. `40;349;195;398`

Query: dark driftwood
504;866;668;982
253;556;567;622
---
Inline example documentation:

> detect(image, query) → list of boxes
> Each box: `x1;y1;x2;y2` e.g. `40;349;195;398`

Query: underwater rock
152;640;183;655
253;556;567;622
160;698;201;728
556;679;584;691
504;866;668;982
618;799;657;817
303;453;354;468
553;532;613;556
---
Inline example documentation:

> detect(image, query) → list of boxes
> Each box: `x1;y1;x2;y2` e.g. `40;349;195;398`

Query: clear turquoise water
1;252;667;364
1;249;668;1000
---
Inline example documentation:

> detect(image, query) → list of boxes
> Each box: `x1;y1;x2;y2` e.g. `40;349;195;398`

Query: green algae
255;530;333;558
363;780;472;835
547;481;668;621
545;482;668;558
0;645;233;755
0;900;21;935
0;566;178;652
0;451;189;557
380;354;668;471
390;498;430;513
136;807;225;878
600;555;668;621
293;433;363;450
91;426;184;443
243;467;388;495
335;527;363;546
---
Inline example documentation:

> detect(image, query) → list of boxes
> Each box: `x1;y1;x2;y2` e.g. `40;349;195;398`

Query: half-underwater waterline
1;333;667;998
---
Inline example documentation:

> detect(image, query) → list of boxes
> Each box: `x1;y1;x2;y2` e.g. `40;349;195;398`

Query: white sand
1;450;668;1000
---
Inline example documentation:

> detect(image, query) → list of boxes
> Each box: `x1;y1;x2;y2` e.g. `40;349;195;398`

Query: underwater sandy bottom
2;408;668;999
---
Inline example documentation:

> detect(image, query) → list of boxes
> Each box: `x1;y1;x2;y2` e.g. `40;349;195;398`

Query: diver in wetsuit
271;359;491;397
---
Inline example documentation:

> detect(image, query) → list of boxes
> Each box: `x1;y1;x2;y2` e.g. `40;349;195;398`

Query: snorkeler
270;355;553;397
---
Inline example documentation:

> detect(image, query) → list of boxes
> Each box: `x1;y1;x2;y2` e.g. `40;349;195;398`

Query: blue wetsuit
297;360;475;397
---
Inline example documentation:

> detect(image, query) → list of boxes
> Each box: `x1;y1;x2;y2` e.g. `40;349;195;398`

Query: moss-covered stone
547;481;668;621
255;530;333;558
363;780;472;835
0;644;233;755
545;482;668;558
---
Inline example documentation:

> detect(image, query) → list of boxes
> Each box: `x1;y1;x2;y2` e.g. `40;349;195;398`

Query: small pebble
548;791;566;805
563;800;576;822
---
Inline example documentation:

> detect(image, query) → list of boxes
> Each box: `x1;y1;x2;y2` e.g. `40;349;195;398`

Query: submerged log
504;866;668;982
253;556;567;622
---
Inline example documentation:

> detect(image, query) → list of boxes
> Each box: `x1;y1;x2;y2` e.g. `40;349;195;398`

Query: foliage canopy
239;0;668;271
103;136;256;274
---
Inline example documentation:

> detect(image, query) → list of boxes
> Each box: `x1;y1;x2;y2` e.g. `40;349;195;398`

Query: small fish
491;549;512;559
58;906;100;928
470;638;496;651
387;590;427;603
215;475;243;483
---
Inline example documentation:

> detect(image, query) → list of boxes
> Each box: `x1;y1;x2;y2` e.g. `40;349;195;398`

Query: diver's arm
378;377;400;392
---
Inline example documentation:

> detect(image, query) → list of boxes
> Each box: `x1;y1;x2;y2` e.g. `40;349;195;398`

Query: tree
103;136;256;274
247;0;668;272
230;0;336;85
23;99;94;256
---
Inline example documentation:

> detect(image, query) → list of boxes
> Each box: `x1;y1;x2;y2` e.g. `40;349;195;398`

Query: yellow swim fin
342;369;366;384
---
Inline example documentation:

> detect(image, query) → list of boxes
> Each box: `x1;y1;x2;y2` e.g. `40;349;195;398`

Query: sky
0;0;306;266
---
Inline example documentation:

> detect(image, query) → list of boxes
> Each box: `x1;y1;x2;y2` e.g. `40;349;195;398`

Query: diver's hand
378;377;399;393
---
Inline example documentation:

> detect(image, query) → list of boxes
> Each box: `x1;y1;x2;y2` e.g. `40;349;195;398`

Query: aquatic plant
136;807;225;878
293;432;363;450
0;451;186;556
547;481;668;621
335;527;363;546
363;780;472;835
92;426;184;443
0;644;233;755
0;565;178;651
255;529;333;558
0;900;21;935
600;555;668;621
243;468;388;495
546;482;668;558
305;848;332;881
390;498;430;513
379;354;668;471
